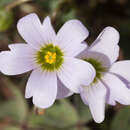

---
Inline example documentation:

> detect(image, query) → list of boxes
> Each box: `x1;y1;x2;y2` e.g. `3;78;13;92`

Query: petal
103;73;130;105
57;57;96;93
42;16;56;44
56;78;73;99
109;60;130;82
73;41;88;57
55;20;89;57
8;43;36;57
80;80;106;123
0;50;35;75
17;13;46;49
88;27;120;64
78;50;111;69
26;68;57;108
64;41;88;57
107;94;116;106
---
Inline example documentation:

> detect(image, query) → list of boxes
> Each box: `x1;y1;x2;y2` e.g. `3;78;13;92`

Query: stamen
44;51;56;64
84;58;107;83
36;44;64;72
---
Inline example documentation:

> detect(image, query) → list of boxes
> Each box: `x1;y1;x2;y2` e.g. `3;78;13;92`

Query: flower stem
34;106;45;115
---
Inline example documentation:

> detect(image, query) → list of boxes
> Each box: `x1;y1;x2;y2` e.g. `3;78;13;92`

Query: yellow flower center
44;51;56;64
36;44;64;71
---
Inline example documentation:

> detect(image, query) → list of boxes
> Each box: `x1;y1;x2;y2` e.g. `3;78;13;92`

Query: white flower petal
0;51;35;75
89;27;120;64
80;81;106;123
26;68;57;108
57;57;96;93
79;50;111;69
107;95;116;106
109;60;130;82
8;43;36;57
17;13;46;49
56;78;73;99
55;20;89;57
64;41;88;57
103;73;130;105
42;16;56;44
72;41;88;57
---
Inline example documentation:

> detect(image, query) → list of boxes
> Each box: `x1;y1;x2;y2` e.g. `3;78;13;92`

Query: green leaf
0;0;15;8
0;78;28;123
0;8;13;31
28;99;79;129
61;10;76;22
81;127;90;130
3;125;21;130
34;126;77;130
74;95;92;123
55;126;90;130
111;106;130;130
79;104;92;122
49;0;61;12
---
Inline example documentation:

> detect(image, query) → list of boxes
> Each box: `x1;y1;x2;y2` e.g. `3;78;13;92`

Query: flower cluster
0;13;130;123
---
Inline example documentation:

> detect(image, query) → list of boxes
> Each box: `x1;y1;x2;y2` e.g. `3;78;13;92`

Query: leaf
61;10;76;22
78;103;92;123
0;0;16;8
0;78;28;123
0;8;13;32
111;106;130;130
81;127;90;130
74;95;92;123
49;0;61;12
28;99;79;129
35;126;77;130
3;125;21;130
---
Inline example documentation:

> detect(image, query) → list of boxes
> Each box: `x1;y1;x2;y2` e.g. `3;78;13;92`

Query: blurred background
0;0;130;130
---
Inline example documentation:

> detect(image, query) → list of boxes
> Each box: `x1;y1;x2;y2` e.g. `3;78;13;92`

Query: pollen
45;51;56;64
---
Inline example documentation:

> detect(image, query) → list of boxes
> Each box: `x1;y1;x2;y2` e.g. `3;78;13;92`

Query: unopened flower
79;27;130;123
0;13;95;108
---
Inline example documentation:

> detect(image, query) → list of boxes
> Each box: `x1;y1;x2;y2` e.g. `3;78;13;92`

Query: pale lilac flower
79;27;130;123
0;13;95;108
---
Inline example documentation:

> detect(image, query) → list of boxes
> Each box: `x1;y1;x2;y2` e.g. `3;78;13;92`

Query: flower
0;13;96;108
78;27;130;123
